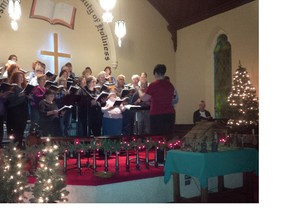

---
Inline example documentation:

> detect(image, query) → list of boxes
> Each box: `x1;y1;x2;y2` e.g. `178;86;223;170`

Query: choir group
0;54;153;149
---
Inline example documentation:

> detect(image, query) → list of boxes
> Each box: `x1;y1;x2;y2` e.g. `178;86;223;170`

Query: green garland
0;142;30;203
0;137;182;203
31;136;181;153
29;143;69;203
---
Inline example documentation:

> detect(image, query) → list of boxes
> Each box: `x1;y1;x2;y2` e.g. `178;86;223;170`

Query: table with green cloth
164;148;258;202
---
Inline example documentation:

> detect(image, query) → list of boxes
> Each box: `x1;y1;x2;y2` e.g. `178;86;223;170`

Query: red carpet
28;149;164;186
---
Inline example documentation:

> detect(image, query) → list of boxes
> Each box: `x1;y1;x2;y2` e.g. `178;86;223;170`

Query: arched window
214;34;232;119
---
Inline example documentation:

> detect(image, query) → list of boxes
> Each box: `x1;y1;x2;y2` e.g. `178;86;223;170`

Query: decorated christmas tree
227;63;259;131
29;143;69;203
0;142;29;203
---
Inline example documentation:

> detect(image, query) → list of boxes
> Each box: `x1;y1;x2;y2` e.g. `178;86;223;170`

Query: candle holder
126;148;130;172
145;147;149;169
136;148;140;170
115;151;119;173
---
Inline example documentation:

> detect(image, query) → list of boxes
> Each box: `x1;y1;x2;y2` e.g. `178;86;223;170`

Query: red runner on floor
27;150;164;186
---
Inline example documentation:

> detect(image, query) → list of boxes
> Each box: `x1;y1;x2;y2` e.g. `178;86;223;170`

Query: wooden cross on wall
41;33;71;75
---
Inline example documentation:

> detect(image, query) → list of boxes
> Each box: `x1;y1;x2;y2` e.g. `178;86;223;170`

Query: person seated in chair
193;100;213;124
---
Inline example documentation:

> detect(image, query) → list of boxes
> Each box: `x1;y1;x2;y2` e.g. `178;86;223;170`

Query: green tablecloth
164;148;258;188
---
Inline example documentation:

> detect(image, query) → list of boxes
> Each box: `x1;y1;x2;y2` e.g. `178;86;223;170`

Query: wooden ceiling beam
147;0;255;52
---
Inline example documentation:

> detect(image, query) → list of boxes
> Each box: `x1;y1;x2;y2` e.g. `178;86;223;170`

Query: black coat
193;109;212;124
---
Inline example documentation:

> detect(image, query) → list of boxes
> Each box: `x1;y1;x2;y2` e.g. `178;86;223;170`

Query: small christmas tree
29;143;69;203
227;62;259;131
0;142;29;203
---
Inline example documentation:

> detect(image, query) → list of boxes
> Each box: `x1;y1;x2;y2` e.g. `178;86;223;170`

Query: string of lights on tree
227;62;259;127
29;143;69;203
0;137;182;203
0;142;69;203
0;143;29;203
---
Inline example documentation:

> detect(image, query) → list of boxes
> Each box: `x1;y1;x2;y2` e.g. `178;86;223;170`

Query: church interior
0;0;270;213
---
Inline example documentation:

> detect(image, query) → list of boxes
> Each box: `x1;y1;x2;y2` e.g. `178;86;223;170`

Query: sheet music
124;105;150;111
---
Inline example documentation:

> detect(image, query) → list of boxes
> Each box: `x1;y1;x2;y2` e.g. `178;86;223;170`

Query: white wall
0;0;258;125
175;0;258;124
1;0;107;74
112;0;175;81
56;174;242;203
0;0;175;82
